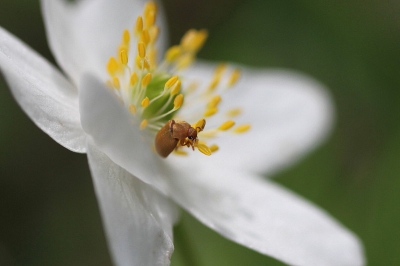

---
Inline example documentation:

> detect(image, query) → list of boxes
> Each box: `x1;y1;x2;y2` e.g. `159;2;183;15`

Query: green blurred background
1;0;399;265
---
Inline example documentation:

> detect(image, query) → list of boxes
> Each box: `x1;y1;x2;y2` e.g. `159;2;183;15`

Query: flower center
105;1;250;158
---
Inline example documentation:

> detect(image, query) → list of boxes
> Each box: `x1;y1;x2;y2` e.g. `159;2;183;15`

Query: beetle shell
155;120;179;158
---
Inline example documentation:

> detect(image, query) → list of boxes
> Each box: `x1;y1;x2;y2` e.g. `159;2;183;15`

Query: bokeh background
1;0;399;265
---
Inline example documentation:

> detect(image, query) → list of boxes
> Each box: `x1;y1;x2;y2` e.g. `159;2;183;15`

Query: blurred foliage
1;0;399;265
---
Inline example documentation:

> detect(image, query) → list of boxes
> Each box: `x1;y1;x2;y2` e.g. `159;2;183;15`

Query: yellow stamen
174;94;184;109
204;107;218;117
170;80;181;95
122;29;130;46
140;119;148;129
145;10;156;27
142;73;152;87
144;2;157;18
143;59;150;70
107;57;118;76
218;120;235;131
226;108;242;117
112;77;120;89
209;144;219;152
165;76;178;89
192;29;208;51
228;69;241;87
173;149;188;156
140;29;150;45
207;76;220;92
135;16;143;35
141;97;150;108
233;124;251;133
208;95;221;108
149;26;159;43
215;63;227;75
130;72;138;86
120;48;128;65
194;119;206;131
176;54;194;69
148;48;157;69
181;29;208;52
129;104;137;114
165;45;181;62
197;143;212;156
138;42;146;58
181;29;197;50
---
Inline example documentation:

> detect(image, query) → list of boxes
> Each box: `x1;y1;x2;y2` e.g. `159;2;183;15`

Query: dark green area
1;0;399;265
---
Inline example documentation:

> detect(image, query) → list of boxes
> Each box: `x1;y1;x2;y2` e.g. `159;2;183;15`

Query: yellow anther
135;55;142;69
165;46;181;62
173;149;188;156
181;29;208;51
140;29;150;45
120;48;128;65
129;104;137;114
122;29;130;46
141;97;150;108
135;16;143;34
130;72;138;86
197;143;212;156
144;2;157;18
107;57;119;76
194;119;206;131
140;119;148;129
208;95;221;108
177;54;194;69
204;107;218;117
209;144;219;152
138;42;146;58
148;48;157;69
200;130;217;138
233;124;251;133
215;63;227;75
149;26;159;43
173;94;184;109
192;29;208;51
186;81;199;93
218;120;235;131
228;69;241;87
165;76;178;88
143;59;150;70
142;73;152;87
145;10;156;28
170;80;181;95
207;76;220;92
180;29;197;51
112;77;120;89
226;108;242;117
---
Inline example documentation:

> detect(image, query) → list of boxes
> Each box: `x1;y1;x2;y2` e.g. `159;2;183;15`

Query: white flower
0;0;365;265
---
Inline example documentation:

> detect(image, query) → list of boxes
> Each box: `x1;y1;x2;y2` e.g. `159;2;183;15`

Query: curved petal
41;0;168;85
87;143;178;266
176;61;334;175
164;164;365;266
79;73;168;192
0;27;86;153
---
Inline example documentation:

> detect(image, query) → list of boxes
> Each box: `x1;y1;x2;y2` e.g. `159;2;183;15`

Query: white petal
79;73;168;192
179;61;334;175
87;142;178;266
164;164;365;266
41;0;168;85
0;27;86;153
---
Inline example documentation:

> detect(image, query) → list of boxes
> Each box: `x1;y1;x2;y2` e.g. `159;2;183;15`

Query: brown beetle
155;119;205;158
